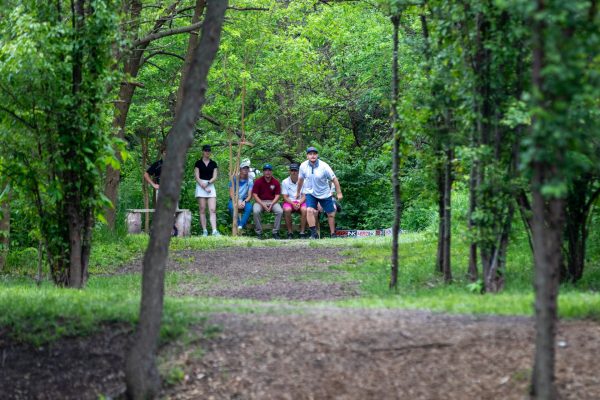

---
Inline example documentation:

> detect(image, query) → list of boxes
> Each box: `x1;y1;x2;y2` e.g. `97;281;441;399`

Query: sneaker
299;232;306;239
212;230;221;236
257;232;263;240
237;225;243;230
202;229;208;237
287;232;293;239
272;231;280;240
309;232;318;240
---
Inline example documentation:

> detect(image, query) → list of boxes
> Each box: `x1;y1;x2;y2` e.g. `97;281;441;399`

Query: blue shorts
306;194;336;214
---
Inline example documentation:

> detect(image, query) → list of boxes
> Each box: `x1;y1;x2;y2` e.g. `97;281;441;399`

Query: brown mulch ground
2;247;600;399
163;309;600;400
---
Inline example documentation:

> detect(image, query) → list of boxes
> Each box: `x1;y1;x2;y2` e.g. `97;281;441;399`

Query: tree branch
199;114;242;138
133;21;203;48
142;50;186;66
0;105;36;130
228;6;269;11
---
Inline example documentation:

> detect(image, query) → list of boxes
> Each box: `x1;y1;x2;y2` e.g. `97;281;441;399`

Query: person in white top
296;146;343;239
281;163;307;239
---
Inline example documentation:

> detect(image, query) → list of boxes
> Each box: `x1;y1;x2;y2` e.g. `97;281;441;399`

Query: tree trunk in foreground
125;2;228;398
390;13;401;290
530;1;561;395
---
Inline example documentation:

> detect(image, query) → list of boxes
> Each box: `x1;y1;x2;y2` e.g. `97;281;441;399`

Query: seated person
228;160;254;230
252;163;283;239
281;163;307;239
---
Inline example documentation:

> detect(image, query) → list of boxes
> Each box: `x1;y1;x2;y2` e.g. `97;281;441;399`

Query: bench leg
175;210;192;237
126;212;142;234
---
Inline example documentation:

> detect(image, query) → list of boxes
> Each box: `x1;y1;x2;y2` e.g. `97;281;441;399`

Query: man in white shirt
296;146;343;239
281;163;307;239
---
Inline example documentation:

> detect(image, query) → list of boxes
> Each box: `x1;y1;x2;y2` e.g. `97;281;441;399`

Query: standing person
194;144;219;236
252;163;283;239
296;146;343;239
228;159;254;230
143;146;178;236
143;147;165;194
281;163;307;239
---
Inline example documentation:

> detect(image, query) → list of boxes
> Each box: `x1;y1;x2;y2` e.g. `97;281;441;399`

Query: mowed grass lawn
1;231;599;346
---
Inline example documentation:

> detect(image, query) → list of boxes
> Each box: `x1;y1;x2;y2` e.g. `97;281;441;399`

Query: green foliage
0;1;119;284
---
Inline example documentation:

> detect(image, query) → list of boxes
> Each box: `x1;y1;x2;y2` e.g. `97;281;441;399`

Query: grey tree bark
125;1;228;398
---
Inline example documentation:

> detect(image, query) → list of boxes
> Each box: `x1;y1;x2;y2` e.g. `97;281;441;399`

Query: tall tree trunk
389;13;401;290
436;157;445;273
0;184;10;272
65;0;86;288
467;158;478;281
141;133;150;232
125;2;227;398
442;147;453;282
530;1;561;395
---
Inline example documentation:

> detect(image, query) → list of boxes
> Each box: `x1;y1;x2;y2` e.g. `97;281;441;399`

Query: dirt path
2;246;600;399
118;246;360;301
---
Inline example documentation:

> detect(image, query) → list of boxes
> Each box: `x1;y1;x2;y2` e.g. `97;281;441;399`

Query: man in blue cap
252;163;283;239
296;146;343;239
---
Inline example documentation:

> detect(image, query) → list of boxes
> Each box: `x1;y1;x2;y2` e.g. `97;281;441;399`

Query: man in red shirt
252;163;283;239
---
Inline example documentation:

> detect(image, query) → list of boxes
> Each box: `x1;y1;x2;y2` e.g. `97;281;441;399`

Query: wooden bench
245;214;321;237
126;209;192;237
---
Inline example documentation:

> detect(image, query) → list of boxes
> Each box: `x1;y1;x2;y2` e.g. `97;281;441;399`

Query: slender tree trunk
141;134;150;232
442;147;453;282
0;184;10;272
420;10;446;276
390;14;401;290
125;2;227;398
436;158;445;273
467;159;478;281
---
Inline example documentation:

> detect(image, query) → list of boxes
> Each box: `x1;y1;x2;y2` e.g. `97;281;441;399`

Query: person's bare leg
300;207;307;233
284;208;293;233
307;207;317;227
198;198;207;231
208;197;217;231
327;211;336;235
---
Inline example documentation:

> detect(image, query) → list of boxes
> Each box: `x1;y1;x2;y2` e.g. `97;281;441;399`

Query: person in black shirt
144;148;165;192
194;144;219;236
144;147;178;236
